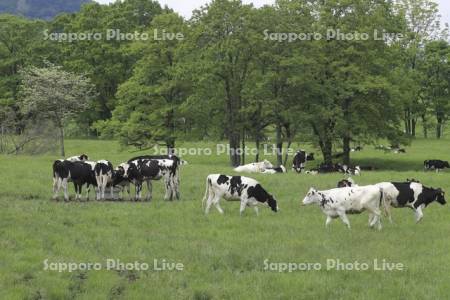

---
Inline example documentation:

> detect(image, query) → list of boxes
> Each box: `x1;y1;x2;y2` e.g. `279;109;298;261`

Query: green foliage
0;0;92;20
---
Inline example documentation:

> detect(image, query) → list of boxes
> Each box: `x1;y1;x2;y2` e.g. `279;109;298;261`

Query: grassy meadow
1;138;450;299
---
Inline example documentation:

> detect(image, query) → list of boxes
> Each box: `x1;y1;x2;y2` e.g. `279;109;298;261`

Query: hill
0;0;92;20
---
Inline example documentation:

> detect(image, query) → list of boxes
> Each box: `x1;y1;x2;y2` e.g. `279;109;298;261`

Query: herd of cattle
52;149;449;230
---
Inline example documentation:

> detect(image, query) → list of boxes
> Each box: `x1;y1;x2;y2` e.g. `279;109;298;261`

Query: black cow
52;160;97;201
376;181;446;223
424;160;450;172
292;150;315;173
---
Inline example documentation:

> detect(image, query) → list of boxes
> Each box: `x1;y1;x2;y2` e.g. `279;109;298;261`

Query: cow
351;146;363;152
120;157;179;201
263;165;287;174
94;160;114;200
52;160;97;201
202;174;278;215
424;160;450;172
302;185;385;230
52;154;89;196
127;155;181;200
292;150;315;173
111;165;131;200
375;181;446;223
337;178;357;188
234;160;273;173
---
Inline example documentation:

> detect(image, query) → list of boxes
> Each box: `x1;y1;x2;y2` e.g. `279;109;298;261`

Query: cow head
118;163;131;178
302;187;321;205
435;188;446;205
445;161;450;168
337;179;353;188
267;194;279;212
262;160;274;169
79;154;89;161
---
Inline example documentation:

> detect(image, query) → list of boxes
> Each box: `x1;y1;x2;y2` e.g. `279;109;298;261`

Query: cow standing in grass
302;185;385;229
94;160;114;200
52;160;97;201
424;160;450;172
52;154;89;200
375;181;446;223
202;174;278;215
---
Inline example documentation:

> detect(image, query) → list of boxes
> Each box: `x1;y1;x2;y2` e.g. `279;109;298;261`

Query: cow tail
202;176;212;210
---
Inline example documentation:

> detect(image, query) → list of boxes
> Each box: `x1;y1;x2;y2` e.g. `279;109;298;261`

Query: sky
94;0;450;26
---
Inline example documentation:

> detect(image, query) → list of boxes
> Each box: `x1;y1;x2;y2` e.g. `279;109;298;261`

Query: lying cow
337;178;357;188
424;160;450;172
302;185;384;229
94;160;114;200
263;165;287;174
202;174;278;215
375;181;446;223
292;150;315;173
234;160;273;173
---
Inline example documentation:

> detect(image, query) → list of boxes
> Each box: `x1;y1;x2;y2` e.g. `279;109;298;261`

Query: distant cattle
52;160;97;201
234;160;273;173
375;145;406;154
263;165;287;174
375;181;446;223
292;150;315;173
424;160;450;172
202;174;278;215
302;185;384;229
307;163;360;175
351;146;363;152
94;160;114;200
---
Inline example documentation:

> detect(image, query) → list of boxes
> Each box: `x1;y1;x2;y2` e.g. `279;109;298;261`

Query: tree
19;65;95;156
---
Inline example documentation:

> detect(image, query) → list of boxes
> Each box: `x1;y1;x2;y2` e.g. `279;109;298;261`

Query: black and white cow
337;178;357;188
120;157;179;201
263;165;287;174
424;160;450;172
292;150;315;173
302;185;385;229
202;174;278;215
127;155;181;200
52;160;97;201
111;165;131;200
94;160;114;200
375;181;446;223
52;154;89;195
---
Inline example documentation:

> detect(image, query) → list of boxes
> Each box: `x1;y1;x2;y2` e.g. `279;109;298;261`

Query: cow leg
338;211;351;229
53;177;62;200
253;206;259;216
146;180;152;201
110;185;114;201
62;179;69;201
325;216;333;227
213;197;224;214
415;205;425;223
240;200;248;216
204;195;214;215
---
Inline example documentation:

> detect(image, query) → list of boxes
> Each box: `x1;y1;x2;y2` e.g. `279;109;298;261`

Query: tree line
0;0;449;165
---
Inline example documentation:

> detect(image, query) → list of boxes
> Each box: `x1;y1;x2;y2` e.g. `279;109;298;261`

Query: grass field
1;138;450;299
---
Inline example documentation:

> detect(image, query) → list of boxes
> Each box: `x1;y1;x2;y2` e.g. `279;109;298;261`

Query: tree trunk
59;126;65;157
343;135;351;165
241;130;245;165
255;137;260;162
422;114;428;138
229;133;241;167
411;118;416;137
322;138;333;165
436;117;443;139
275;123;283;166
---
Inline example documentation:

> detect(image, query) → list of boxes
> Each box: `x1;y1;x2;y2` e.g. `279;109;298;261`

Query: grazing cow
263;165;287;174
351;146;363;152
202;174;278;215
52;160;97;201
337;178;357;188
127;155;181;200
292;150;315;173
302;185;384;229
94;160;114;200
234;160;273;173
375;181;446;223
424;160;450;172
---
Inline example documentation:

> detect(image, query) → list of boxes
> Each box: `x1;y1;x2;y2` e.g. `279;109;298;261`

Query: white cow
202;174;278;215
302;185;385;229
233;160;273;173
